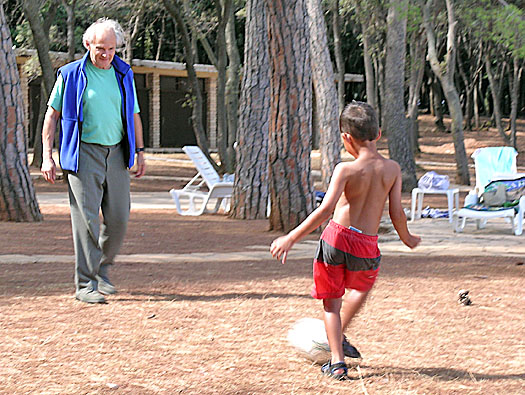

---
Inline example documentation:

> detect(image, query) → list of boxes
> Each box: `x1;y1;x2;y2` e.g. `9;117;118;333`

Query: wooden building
16;49;363;151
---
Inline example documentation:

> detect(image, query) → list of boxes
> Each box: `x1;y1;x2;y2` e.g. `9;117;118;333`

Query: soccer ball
287;318;331;364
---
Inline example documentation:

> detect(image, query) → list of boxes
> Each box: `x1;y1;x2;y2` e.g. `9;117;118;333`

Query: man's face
88;28;116;70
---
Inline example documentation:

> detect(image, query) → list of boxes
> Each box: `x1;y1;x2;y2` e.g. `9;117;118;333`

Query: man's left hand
133;152;146;178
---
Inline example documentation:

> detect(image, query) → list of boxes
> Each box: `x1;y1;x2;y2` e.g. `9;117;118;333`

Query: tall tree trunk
266;0;314;232
190;32;199;63
60;0;76;62
383;0;416;191
0;4;42;222
377;55;386;129
126;0;146;63
22;0;57;169
484;47;509;144
225;1;240;173
162;0;216;169
331;0;345;113
307;0;340;191
358;14;377;111
456;36;482;132
429;72;446;132
407;31;426;155
214;0;233;173
155;14;166;61
181;0;217;65
231;0;270;220
508;56;522;149
423;0;469;185
473;82;480;129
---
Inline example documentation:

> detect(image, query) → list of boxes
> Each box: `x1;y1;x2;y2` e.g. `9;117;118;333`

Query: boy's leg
341;289;369;333
323;297;345;364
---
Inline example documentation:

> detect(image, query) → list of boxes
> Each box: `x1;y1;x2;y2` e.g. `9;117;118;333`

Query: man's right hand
41;157;56;184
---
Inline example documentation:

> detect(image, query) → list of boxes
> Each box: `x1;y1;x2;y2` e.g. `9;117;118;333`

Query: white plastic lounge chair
453;147;524;235
169;146;234;216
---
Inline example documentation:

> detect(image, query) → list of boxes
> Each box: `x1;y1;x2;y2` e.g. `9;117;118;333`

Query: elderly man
41;18;146;303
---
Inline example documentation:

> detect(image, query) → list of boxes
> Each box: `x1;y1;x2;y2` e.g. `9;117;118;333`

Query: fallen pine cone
458;289;472;306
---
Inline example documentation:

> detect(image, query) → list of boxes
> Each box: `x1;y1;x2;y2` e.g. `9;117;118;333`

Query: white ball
287;318;331;364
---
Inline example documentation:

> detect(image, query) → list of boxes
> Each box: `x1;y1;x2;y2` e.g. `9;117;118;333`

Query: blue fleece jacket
57;52;137;172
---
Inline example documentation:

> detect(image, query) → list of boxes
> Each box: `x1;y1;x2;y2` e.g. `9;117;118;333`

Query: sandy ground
1;115;524;394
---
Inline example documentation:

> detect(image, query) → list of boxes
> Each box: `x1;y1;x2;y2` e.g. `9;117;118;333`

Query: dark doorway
28;77;43;149
160;76;207;147
134;73;150;147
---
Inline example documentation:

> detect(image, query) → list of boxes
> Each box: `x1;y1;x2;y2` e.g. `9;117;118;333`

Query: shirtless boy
270;101;421;381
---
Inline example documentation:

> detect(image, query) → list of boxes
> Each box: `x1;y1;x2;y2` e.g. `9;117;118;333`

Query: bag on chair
417;171;450;191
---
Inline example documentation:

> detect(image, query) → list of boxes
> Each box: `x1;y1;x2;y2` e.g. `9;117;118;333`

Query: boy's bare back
332;153;400;235
270;101;420;265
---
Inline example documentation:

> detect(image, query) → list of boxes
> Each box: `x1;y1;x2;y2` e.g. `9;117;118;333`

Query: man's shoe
342;336;361;359
75;288;106;304
97;277;117;295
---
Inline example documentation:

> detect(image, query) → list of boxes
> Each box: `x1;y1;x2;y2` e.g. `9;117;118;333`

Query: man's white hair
82;18;126;50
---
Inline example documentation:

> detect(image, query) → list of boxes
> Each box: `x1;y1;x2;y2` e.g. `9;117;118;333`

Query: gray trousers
67;142;130;292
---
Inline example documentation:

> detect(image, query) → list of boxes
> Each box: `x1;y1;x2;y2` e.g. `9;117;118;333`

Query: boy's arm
388;166;421;249
270;163;348;264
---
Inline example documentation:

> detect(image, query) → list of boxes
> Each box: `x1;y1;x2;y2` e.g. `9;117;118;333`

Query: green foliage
13;20;33;48
4;0;247;63
406;1;423;35
346;0;387;65
460;0;524;59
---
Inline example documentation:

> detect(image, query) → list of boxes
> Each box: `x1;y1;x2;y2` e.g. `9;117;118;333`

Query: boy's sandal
321;361;348;381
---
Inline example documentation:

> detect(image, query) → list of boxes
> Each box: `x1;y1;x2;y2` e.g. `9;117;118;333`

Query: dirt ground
1;115;525;394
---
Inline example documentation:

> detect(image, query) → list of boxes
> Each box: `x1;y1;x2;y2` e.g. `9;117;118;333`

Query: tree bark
307;0;341;191
155;14;166;61
162;0;216;169
231;0;270;220
426;69;446;132
473;81;480;129
214;0;233;173
0;4;42;222
407;31;426;156
456;36;482;132
484;46;509;144
508;56;522;149
331;0;345;113
60;0;76;62
22;0;57;169
383;0;417;191
177;0;235;172
355;1;378;112
224;1;240;173
423;0;469;185
266;0;314;232
127;1;146;64
181;0;217;66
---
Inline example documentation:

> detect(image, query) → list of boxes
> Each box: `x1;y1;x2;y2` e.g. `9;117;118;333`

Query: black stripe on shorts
315;239;381;272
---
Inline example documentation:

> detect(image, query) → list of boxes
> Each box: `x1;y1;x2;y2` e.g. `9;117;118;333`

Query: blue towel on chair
472;147;517;190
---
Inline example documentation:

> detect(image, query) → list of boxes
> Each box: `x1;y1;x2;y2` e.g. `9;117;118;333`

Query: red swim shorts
311;220;381;299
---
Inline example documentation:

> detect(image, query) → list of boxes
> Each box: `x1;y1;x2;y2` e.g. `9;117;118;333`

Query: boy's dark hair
339;101;379;141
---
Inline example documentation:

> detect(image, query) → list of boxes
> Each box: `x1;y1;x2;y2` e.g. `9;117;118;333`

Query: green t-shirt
48;60;140;146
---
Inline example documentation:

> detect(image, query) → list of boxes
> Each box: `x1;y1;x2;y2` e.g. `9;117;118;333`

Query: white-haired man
41;18;146;303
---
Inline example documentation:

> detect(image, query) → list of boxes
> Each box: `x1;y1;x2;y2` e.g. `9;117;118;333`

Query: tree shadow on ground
357;364;525;382
116;291;312;302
